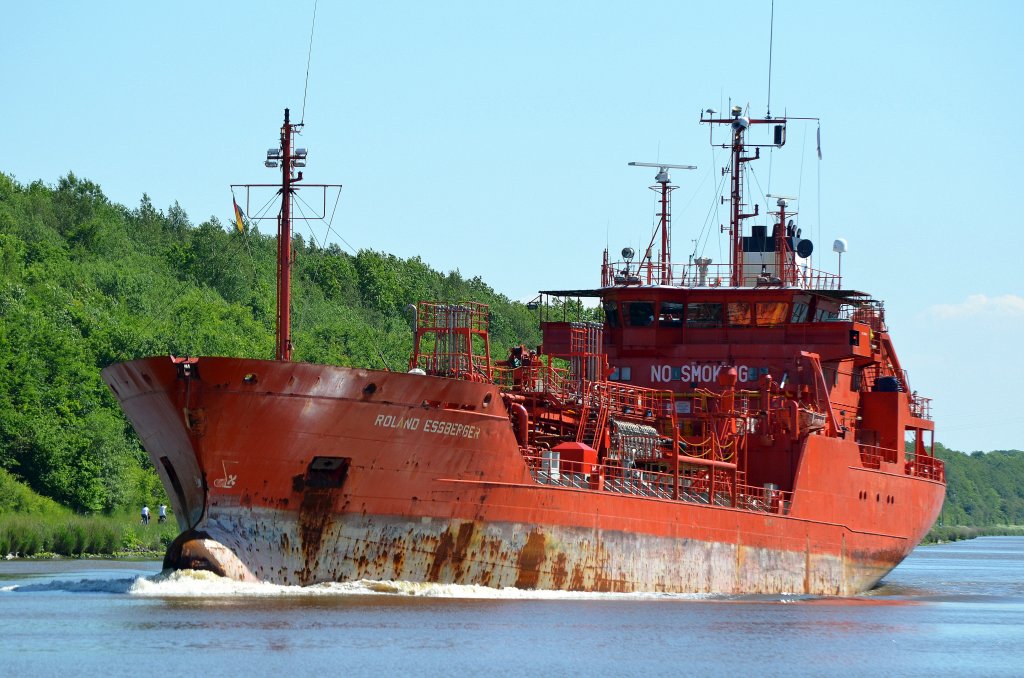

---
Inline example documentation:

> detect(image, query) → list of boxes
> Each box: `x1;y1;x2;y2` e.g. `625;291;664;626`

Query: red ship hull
103;356;944;594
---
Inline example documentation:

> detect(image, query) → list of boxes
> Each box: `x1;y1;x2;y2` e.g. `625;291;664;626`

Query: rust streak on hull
169;506;909;595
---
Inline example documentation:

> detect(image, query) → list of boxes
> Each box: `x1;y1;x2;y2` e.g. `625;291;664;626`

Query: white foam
124;569;721;600
351;579;714;600
2;568;784;601
129;569;323;598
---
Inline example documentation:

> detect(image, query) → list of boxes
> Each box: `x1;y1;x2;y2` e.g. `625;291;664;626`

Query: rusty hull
164;501;907;594
102;356;944;595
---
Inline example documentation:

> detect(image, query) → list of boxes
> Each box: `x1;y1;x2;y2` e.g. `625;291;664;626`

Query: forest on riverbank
0;172;1021;553
928;444;1024;540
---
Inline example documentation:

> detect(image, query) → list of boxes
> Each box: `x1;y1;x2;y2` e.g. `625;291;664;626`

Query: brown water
2;537;1022;676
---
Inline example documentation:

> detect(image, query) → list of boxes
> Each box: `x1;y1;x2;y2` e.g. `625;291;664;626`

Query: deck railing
858;443;944;481
858;443;899;468
909;393;933;420
526;457;792;516
601;260;840;290
492;363;572;396
906;455;945;482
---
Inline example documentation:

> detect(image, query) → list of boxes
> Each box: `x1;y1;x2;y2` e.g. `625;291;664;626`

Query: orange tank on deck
102;106;944;594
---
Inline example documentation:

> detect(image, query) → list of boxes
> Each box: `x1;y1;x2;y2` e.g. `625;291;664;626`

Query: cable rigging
301;0;318;125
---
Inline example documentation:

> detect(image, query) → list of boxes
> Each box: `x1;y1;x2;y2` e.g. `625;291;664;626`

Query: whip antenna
301;0;318;124
766;0;775;119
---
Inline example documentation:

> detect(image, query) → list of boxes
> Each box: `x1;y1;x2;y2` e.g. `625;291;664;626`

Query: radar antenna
766;194;798;286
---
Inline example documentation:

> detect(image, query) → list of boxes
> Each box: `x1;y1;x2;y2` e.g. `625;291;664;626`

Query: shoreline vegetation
1;467;176;558
0;513;177;559
1;174;1022;561
922;525;1024;545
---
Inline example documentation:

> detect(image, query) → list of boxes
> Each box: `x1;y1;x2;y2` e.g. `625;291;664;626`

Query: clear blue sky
4;1;1022;452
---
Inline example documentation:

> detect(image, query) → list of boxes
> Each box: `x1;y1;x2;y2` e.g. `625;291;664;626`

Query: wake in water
4;568;738;600
9;568;892;603
1;576;143;595
129;569;726;600
0;571;935;604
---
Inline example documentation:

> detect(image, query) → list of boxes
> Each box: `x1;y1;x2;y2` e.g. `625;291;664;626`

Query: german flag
233;199;246;233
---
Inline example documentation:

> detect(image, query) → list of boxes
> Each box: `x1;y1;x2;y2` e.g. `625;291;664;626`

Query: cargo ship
102;106;945;594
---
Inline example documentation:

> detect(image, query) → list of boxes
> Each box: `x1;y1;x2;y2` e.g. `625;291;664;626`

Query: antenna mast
276;109;299;361
767;0;775;119
702;107;801;286
721;108;759;287
233;111;340;362
628;162;695;285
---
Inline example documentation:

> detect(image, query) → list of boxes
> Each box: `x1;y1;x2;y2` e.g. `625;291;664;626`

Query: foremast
234;109;339;362
275;109;299;361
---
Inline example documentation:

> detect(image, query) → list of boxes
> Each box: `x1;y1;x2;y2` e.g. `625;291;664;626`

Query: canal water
2;537;1022;676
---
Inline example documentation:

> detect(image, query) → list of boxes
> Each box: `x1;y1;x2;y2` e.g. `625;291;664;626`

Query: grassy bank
0;513;178;558
1;467;176;558
923;524;1024;544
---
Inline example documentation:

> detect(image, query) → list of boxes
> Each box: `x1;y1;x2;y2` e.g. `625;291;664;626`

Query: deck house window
658;302;684;328
603;301;621;328
756;302;789;326
686;302;722;328
727;302;753;326
814;307;839;322
791;301;809;323
626;302;655;327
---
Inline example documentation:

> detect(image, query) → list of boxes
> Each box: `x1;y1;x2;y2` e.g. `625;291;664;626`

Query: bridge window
626;302;655;327
686;302;722;328
603;301;621;328
658;302;684;328
791;301;809;323
815;307;839;322
727;302;753;326
756;302;789;326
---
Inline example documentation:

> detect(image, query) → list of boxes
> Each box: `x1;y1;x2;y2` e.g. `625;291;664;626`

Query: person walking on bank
141;505;150;525
158;504;167;523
